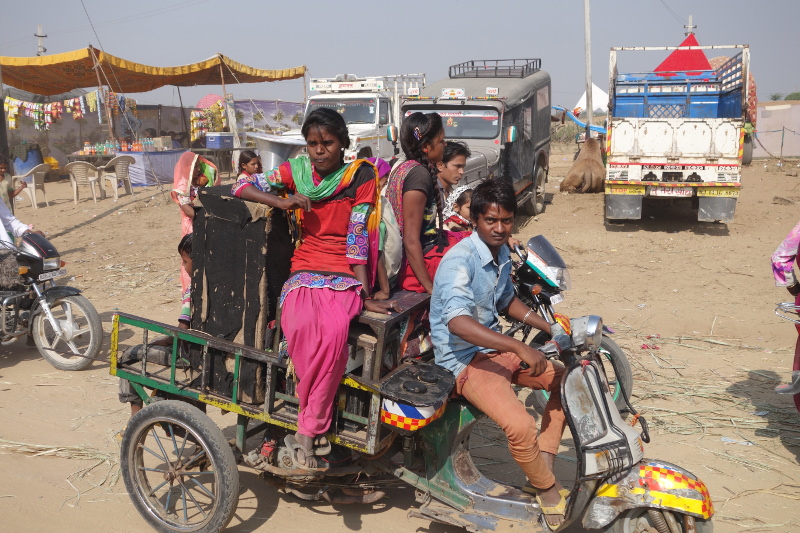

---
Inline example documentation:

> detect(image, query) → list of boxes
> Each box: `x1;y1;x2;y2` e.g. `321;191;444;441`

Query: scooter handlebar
512;243;526;261
519;343;560;370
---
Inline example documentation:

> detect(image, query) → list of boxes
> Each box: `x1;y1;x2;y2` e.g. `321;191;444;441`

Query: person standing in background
771;219;800;411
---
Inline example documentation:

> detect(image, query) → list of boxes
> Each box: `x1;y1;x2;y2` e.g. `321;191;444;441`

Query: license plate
698;187;740;198
39;268;66;281
605;185;645;195
549;293;564;305
650;186;693;197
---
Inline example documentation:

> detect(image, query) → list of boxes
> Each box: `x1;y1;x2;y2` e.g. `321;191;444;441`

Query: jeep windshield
404;107;500;139
307;99;376;125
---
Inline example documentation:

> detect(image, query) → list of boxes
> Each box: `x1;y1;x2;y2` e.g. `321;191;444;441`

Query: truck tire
742;134;753;166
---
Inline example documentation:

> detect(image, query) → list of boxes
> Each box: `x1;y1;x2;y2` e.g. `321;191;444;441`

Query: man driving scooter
430;177;571;528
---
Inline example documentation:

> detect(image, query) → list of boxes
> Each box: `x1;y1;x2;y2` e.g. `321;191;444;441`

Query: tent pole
90;47;116;141
219;59;227;102
219;58;240;171
177;86;190;148
0;64;9;160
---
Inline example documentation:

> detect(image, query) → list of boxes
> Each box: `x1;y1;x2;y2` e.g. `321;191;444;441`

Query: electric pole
685;15;696;36
583;0;593;135
35;25;47;56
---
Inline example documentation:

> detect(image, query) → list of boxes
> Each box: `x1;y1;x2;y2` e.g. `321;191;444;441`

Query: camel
560;137;605;193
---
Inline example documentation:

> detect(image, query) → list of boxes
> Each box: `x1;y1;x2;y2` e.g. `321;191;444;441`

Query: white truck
604;44;752;223
298;74;426;163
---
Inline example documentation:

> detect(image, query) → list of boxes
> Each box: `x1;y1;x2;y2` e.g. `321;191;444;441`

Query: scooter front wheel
33;295;102;371
525;334;633;413
608;508;712;532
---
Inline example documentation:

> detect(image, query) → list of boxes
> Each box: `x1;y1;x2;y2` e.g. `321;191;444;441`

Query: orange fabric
0;47;306;96
455;351;566;489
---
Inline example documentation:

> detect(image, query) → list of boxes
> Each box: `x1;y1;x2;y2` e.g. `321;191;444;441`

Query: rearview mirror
387;125;398;143
505;126;518;143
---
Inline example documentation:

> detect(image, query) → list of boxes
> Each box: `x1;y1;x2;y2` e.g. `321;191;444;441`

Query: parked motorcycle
0;232;102;370
115;310;713;533
508;235;633;412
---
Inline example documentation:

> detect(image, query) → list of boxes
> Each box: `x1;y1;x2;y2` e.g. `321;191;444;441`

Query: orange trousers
456;351;566;490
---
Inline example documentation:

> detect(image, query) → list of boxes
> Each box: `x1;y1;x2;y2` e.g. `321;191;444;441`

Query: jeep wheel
521;166;546;216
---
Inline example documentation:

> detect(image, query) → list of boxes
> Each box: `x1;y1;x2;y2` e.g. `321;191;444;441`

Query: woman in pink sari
170;152;219;291
772;219;800;411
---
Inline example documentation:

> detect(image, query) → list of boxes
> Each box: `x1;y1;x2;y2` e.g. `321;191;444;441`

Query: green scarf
289;157;348;201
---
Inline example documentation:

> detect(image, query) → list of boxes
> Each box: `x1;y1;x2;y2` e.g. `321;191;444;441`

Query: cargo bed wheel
121;400;239;533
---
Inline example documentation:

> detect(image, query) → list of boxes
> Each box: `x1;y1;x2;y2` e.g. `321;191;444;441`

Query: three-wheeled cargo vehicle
111;140;714;533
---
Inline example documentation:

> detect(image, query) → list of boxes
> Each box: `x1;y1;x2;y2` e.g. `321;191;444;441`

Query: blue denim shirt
431;231;514;377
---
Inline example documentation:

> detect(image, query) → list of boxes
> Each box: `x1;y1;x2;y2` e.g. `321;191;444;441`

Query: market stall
119;149;188;186
0;46;307;162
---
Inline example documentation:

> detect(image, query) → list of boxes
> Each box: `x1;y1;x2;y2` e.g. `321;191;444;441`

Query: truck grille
648;104;685;118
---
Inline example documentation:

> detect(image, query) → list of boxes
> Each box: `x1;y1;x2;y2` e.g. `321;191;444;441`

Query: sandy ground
0;146;799;532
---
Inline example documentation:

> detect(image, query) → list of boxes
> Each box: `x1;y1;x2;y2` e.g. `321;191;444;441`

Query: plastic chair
11;163;51;210
64;161;104;204
98;155;135;200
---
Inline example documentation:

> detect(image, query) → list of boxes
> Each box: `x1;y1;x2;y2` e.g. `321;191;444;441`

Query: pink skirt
281;286;363;437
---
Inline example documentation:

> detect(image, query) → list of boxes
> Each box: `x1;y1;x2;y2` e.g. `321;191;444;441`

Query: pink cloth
455;351;566;489
772;219;800;286
170;151;219;292
281;286;363;437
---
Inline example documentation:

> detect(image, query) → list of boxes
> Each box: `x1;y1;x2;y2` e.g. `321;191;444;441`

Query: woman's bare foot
292;433;318;469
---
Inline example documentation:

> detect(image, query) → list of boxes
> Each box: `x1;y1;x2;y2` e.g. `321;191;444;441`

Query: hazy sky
1;0;797;107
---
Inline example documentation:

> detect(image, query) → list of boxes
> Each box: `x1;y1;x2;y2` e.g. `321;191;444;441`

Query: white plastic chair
64;161;104;204
99;155;135;200
11;163;51;209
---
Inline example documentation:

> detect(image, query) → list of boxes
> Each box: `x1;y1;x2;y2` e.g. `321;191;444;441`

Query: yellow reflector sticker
698;187;740;198
605;185;645;195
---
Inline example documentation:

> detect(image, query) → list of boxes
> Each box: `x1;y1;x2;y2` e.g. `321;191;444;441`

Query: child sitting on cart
118;234;194;420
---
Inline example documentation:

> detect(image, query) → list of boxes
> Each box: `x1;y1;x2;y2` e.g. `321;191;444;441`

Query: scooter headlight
569;315;604;351
585;316;603;349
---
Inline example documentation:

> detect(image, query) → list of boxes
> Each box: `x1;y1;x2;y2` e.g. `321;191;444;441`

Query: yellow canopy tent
0;46;306;159
0;46;306;95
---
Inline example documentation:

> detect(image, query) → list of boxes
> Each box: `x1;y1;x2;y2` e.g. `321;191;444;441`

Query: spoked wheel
33;295;102;371
526;334;633;413
608;508;713;532
120;400;239;533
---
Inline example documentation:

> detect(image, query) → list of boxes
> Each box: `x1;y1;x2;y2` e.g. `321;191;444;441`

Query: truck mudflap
583;460;714;530
698;196;737;223
605;193;643;220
